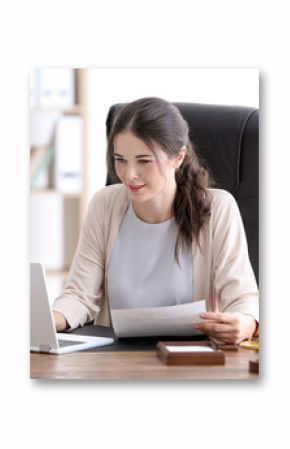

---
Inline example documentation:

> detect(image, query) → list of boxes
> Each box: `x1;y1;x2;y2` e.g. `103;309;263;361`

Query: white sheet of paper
110;299;206;338
165;346;214;353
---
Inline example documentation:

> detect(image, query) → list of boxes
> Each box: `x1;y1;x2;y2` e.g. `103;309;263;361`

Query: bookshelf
29;68;88;303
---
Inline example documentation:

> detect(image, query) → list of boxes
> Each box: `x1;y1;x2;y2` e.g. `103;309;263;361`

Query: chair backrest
105;102;259;284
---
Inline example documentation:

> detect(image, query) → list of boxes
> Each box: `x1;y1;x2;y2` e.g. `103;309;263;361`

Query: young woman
52;97;259;344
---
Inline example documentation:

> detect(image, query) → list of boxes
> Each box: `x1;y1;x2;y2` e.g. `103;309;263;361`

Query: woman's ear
175;146;187;168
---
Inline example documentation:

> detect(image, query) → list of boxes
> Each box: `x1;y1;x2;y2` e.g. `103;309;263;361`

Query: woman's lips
129;184;146;192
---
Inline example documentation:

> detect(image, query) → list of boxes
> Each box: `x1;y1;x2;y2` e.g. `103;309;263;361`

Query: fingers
195;321;235;334
194;312;242;344
195;321;240;344
199;312;238;324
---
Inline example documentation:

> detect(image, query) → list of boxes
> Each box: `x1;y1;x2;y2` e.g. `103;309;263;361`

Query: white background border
1;1;289;448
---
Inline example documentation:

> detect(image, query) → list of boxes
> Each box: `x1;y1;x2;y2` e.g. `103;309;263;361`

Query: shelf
30;189;81;199
30;105;84;115
30;69;88;274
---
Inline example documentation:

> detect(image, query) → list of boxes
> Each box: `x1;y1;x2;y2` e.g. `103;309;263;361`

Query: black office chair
105;102;259;284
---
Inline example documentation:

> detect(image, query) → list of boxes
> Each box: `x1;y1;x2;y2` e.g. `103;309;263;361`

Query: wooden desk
30;347;259;380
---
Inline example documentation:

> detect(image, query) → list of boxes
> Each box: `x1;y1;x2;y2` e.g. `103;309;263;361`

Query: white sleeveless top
107;202;193;309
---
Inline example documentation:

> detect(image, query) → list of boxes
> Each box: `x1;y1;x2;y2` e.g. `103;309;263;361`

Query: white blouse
107;201;193;310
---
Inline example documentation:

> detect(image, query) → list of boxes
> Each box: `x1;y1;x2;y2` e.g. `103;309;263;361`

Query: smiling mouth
128;184;146;192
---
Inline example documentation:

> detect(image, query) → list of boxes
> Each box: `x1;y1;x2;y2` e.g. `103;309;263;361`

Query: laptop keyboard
58;339;86;347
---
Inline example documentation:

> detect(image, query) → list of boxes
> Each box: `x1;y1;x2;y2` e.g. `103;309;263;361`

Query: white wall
87;68;259;199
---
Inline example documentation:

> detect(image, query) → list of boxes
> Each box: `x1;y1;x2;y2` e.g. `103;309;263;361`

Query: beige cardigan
53;184;259;330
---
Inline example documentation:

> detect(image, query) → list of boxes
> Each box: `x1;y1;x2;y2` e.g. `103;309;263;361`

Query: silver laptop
30;262;114;354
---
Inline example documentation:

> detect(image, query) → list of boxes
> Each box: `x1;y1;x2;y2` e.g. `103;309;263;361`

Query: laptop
30;262;114;354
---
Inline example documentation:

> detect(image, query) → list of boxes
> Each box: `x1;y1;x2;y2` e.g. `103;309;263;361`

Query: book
55;116;82;193
38;68;75;108
30;109;60;147
30;146;55;189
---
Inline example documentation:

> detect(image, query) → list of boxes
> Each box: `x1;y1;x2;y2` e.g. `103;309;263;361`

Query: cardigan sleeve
52;190;107;330
211;190;259;322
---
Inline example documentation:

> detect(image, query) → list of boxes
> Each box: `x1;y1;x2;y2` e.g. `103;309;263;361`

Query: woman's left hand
194;312;257;345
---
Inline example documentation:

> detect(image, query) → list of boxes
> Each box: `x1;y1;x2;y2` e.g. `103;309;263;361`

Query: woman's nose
124;164;139;182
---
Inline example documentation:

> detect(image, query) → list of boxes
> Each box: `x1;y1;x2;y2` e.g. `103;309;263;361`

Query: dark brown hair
107;97;212;261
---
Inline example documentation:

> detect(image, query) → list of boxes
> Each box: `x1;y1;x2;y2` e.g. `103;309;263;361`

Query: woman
53;97;259;344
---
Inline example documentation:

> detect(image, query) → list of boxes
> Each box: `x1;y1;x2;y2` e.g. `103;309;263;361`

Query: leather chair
105;102;259;284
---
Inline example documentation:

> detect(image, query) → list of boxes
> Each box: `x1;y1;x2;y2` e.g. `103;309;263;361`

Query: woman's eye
114;158;151;165
139;160;151;164
114;158;126;163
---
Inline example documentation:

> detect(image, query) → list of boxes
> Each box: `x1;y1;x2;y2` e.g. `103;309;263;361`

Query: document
111;300;206;338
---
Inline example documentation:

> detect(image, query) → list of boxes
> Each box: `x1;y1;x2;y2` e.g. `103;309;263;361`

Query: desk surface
30;347;259;380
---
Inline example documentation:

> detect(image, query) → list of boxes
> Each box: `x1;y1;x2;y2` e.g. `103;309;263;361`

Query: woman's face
113;131;178;203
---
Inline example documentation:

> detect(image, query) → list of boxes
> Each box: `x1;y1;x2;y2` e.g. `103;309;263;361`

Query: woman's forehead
113;131;160;157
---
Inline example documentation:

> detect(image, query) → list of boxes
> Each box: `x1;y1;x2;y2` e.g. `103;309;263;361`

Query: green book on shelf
30;146;55;189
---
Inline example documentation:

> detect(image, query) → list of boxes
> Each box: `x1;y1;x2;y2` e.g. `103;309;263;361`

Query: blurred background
29;67;259;304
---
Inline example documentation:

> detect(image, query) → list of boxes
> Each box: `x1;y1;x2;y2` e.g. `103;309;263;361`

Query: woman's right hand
52;311;69;331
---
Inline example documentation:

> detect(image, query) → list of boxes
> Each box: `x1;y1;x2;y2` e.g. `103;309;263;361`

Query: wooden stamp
156;341;225;365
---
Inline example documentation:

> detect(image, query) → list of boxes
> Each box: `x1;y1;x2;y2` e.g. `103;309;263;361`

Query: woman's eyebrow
113;153;124;158
113;153;153;159
135;154;153;159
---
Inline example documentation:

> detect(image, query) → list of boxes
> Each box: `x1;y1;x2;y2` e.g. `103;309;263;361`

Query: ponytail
173;141;212;263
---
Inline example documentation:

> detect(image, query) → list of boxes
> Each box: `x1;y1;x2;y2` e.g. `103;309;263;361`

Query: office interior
29;67;259;305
